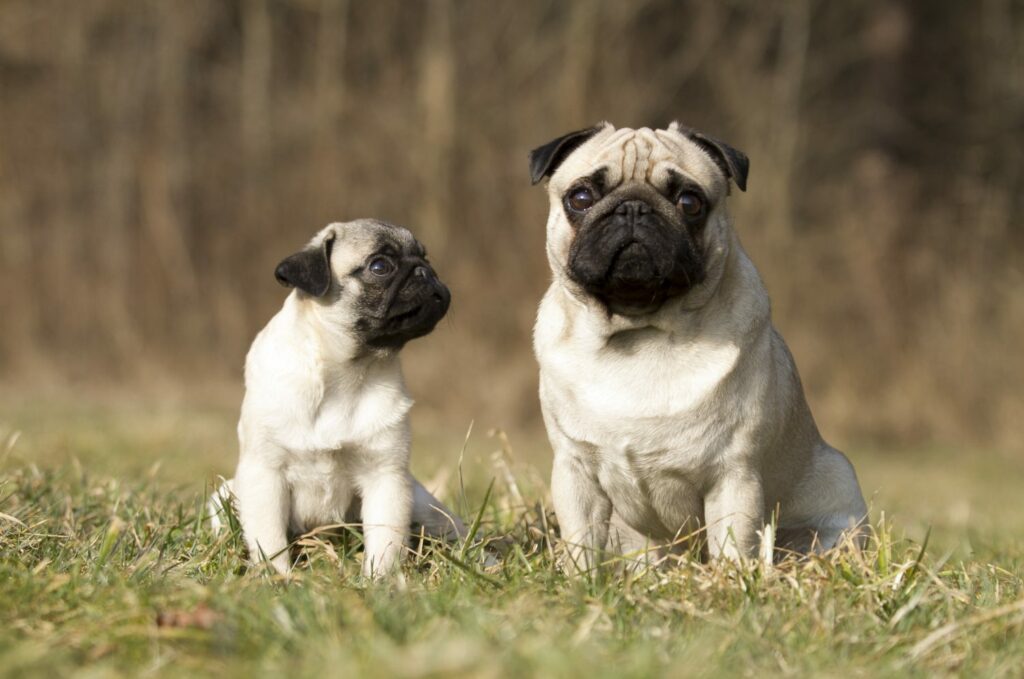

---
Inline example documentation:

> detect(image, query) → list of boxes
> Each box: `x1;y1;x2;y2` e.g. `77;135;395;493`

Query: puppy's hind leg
207;478;235;533
410;475;466;541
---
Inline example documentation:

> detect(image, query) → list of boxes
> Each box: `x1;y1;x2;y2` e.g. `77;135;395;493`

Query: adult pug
214;219;465;577
529;122;867;569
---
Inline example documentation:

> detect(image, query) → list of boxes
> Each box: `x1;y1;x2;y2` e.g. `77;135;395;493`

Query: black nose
615;200;651;218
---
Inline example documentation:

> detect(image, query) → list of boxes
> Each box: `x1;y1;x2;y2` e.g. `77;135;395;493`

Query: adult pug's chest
541;330;743;449
597;444;710;540
541;335;745;540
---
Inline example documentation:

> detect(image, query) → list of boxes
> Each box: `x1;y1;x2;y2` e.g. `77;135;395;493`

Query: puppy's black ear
274;235;335;297
673;123;749;192
529;125;603;185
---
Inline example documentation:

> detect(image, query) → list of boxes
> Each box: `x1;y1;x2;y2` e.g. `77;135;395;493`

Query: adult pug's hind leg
781;444;868;553
358;470;413;578
704;469;765;561
551;454;612;574
410;475;466;540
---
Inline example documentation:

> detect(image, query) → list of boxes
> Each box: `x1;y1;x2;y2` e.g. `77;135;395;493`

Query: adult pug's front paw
556;542;600;576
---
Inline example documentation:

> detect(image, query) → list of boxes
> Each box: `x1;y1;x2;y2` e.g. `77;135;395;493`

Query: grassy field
2;391;1023;677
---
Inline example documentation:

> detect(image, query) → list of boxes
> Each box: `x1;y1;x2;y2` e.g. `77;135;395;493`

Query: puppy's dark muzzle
368;264;450;349
388;265;450;318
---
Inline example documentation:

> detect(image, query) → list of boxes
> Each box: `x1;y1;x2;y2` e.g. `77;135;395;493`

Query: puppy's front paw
361;529;409;580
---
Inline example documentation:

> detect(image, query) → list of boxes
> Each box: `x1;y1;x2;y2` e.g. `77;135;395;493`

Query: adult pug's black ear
528;125;603;185
672;122;750;192
274;235;335;297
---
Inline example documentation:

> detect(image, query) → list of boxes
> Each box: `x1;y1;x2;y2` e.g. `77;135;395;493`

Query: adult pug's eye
565;187;596;213
368;256;395;276
676;191;705;217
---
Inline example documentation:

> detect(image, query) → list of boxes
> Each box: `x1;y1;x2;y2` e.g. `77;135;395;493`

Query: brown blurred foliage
1;0;1022;451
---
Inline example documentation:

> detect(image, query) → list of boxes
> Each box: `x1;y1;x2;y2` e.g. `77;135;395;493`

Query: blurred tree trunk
417;0;454;254
313;0;349;215
213;0;274;360
38;10;93;366
974;0;1022;250
93;5;146;366
140;1;201;355
560;0;596;126
241;0;272;167
768;0;809;241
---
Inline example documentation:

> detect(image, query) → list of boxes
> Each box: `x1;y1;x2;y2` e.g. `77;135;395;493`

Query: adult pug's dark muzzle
604;201;664;284
567;198;705;314
608;241;657;286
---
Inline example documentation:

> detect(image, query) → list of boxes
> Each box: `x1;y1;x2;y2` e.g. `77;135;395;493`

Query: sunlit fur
212;220;465;577
534;123;867;570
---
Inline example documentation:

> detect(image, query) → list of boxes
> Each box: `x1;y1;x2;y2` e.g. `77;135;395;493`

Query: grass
2;392;1024;677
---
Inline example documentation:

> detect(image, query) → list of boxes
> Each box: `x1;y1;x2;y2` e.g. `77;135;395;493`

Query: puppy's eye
565;187;596;213
368;256;395;276
676;191;705;217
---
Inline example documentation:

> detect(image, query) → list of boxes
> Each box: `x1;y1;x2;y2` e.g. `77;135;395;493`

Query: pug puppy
530;123;867;570
213;220;465;577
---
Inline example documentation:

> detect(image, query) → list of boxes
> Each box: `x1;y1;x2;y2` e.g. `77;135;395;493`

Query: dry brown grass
1;1;1021;453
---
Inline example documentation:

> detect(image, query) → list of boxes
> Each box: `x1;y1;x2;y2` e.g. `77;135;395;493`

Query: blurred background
1;0;1022;523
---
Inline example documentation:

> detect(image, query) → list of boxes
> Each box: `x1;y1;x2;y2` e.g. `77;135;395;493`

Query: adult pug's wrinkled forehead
211;219;464;578
273;219;451;352
530;123;866;573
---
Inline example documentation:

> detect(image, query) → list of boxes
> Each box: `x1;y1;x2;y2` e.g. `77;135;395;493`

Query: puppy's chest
283;449;356;529
304;387;412;451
